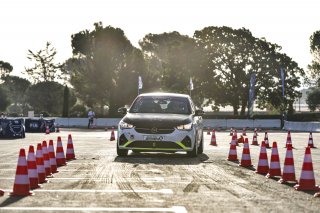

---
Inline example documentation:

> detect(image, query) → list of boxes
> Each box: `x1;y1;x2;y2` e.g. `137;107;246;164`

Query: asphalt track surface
0;129;320;213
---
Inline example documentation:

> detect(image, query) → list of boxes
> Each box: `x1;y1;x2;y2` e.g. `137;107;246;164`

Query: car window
130;96;191;114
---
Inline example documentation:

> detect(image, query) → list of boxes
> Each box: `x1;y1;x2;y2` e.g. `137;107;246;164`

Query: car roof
138;92;190;98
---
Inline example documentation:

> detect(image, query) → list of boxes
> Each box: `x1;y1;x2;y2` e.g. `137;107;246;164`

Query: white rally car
117;93;204;157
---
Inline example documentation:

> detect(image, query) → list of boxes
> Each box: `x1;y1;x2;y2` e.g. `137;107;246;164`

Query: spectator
88;109;95;129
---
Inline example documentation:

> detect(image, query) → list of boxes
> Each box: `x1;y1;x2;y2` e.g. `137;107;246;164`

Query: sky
0;0;319;77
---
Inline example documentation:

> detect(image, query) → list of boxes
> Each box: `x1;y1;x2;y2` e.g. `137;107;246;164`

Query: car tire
117;143;128;156
198;134;204;154
187;138;198;157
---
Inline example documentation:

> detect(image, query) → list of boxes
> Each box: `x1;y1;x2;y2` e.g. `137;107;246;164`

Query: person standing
88;109;95;129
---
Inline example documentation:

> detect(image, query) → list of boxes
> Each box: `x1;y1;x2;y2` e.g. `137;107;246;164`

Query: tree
194;26;304;115
139;31;204;106
0;86;10;111
25;42;64;83
66;22;147;116
62;85;69;117
26;81;76;115
2;76;31;105
307;31;320;87
306;88;320;111
0;61;13;78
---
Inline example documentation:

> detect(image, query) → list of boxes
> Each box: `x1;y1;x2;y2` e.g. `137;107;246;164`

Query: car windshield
129;96;191;114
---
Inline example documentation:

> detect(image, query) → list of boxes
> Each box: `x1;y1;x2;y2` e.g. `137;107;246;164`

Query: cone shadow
0;196;25;207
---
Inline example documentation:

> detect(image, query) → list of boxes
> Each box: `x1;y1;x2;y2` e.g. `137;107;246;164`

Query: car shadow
114;152;209;165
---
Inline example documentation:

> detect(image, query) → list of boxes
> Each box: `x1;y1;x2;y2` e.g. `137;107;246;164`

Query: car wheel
198;134;204;154
187;138;198;157
117;143;128;156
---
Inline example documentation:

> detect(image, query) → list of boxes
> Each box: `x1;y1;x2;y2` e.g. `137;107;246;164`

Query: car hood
123;113;192;128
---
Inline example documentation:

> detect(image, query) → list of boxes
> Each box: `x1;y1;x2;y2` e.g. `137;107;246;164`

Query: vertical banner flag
138;76;143;90
248;73;256;118
280;68;285;97
189;78;194;91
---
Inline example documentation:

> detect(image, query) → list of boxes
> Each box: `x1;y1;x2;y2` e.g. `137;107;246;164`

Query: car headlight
176;122;193;130
119;121;134;129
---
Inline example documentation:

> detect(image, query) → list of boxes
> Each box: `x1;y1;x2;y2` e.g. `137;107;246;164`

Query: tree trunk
240;98;247;116
233;105;239;115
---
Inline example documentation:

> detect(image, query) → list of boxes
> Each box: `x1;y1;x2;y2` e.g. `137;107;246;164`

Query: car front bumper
117;127;196;152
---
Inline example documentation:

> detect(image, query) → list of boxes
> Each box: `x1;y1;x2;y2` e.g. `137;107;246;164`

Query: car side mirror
195;109;204;116
118;107;127;115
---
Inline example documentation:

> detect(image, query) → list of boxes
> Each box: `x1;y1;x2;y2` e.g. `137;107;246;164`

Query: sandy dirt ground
0;129;320;213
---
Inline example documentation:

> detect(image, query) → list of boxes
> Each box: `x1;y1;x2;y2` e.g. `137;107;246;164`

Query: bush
69;104;87;117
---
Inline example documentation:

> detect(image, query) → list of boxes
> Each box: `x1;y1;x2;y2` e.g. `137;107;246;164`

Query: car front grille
134;127;175;134
126;141;181;149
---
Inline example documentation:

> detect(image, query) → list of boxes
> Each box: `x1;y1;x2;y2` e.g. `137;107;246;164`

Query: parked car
117;93;204;157
0;118;25;138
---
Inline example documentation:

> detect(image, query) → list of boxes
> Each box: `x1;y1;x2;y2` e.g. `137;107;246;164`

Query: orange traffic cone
45;125;50;134
251;130;259;146
279;144;297;184
307;132;316;148
227;135;238;161
239;138;252;167
256;141;269;174
207;127;211;135
66;134;76;160
10;149;33;196
294;147;319;191
36;143;47;184
266;142;281;178
0;189;4;196
110;127;116;141
48;140;58;173
27;145;40;189
229;128;233;136
42;141;52;177
56;136;66;166
242;127;247;136
285;130;293;148
264;132;270;148
210;129;217;146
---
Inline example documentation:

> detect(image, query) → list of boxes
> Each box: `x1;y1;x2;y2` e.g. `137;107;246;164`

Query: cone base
239;164;253;168
10;191;33;196
10;184;33;196
251;143;259;146
227;155;238;161
210;143;217;146
266;173;281;179
279;178;298;184
0;190;4;196
294;183;319;191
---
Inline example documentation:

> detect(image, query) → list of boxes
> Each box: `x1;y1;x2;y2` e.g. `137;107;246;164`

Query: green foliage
0;86;10;111
0;61;13;78
25;42;65;83
307;31;320;86
69;104;87;117
2;76;31;105
139;31;205;106
306;88;320;111
26;81;76;116
194;26;304;115
67;22;147;116
62;85;69;117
